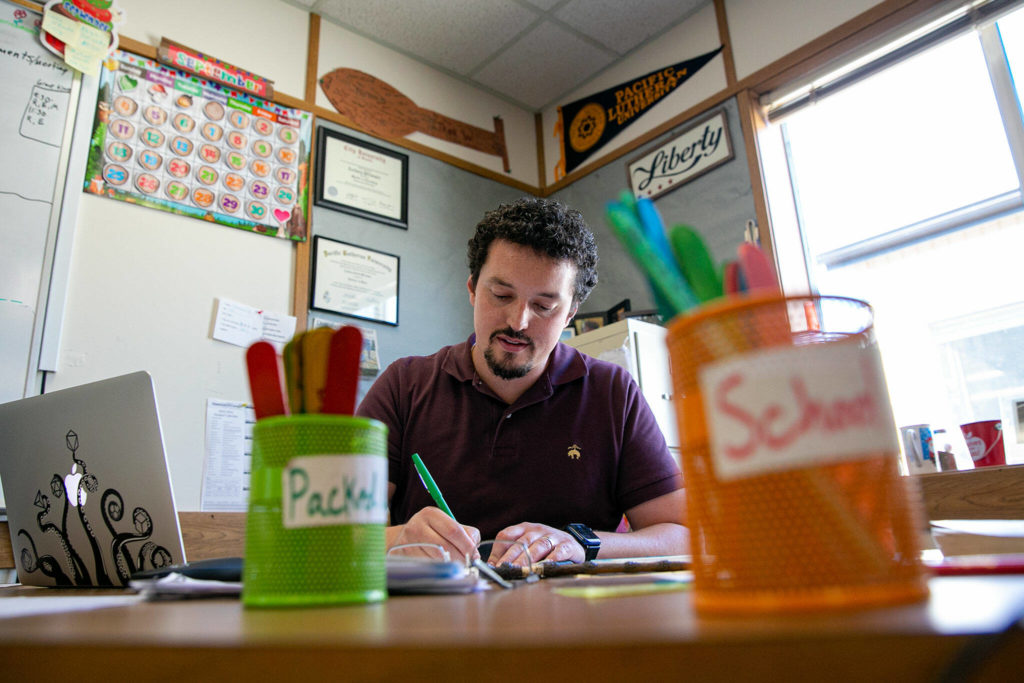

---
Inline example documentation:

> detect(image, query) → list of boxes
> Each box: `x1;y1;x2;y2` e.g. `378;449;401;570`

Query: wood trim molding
8;0;39;11
735;89;774;268
118;34;157;59
292;12;322;332
305;13;321;105
713;0;737;88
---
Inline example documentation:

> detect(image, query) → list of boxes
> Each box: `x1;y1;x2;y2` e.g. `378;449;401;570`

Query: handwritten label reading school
283;455;388;528
699;341;898;481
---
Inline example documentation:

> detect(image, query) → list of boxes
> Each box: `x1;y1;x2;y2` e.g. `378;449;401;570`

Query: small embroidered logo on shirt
567;444;581;460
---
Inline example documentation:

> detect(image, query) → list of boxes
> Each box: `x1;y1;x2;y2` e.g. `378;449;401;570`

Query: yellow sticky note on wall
42;8;111;76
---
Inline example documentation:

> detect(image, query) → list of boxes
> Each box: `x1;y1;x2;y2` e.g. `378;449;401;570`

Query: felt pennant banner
557;46;722;176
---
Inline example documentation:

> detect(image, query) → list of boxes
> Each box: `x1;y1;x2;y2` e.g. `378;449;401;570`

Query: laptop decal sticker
15;429;174;586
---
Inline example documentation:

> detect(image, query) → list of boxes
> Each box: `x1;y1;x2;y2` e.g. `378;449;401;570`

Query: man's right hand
386;507;481;562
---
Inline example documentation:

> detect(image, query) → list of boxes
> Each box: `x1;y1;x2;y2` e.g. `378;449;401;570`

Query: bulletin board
82;50;313;240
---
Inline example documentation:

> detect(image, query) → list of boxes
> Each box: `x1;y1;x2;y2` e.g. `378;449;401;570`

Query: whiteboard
0;0;92;402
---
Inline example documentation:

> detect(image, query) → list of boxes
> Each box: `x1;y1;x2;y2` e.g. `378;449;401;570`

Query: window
760;0;1024;468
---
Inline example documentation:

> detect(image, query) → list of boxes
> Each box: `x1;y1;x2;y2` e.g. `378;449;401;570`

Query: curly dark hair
467;197;599;305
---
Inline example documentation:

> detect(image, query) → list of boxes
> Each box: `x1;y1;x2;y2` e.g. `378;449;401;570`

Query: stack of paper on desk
131;573;242;599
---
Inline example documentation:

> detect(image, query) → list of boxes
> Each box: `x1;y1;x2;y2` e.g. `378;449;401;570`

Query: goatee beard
484;329;532;380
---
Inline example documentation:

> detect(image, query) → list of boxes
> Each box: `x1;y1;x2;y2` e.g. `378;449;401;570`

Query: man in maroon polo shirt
356;197;686;566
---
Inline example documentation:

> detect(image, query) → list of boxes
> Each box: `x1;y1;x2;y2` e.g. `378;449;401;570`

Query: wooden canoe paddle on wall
320;68;510;172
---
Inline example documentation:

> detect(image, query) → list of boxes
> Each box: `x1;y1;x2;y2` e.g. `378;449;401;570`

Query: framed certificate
314;128;409;229
311;236;400;326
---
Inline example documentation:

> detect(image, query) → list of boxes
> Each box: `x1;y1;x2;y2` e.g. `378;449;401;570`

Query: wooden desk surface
1;575;1023;681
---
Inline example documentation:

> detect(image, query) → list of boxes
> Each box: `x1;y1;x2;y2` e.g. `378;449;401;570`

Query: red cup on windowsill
960;420;1006;468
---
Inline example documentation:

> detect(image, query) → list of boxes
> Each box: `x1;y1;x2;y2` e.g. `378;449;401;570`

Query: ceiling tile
555;0;707;55
313;0;539;75
473;21;615;110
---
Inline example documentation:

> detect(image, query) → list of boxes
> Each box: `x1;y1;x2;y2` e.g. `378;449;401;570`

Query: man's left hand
487;522;585;566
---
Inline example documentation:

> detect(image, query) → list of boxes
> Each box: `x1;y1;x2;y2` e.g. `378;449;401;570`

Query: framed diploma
314;127;409;229
311;236;400;326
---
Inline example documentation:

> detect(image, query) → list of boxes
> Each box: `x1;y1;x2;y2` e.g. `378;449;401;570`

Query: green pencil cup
242;414;388;607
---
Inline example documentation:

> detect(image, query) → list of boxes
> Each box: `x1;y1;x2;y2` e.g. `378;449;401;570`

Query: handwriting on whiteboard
698;340;899;481
22;80;71;146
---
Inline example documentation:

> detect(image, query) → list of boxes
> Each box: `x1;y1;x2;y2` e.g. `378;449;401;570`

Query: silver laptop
0;371;185;587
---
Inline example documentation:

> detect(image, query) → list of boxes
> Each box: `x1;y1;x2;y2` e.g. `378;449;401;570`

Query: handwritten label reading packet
699;340;899;481
283;455;388;528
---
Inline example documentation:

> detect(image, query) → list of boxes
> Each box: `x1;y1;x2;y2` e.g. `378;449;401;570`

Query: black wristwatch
564;523;600;561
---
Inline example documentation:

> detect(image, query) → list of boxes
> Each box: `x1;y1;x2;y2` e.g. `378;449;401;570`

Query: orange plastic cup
666;294;929;613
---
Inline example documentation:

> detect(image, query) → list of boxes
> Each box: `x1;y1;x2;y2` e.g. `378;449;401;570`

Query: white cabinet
565;319;678;451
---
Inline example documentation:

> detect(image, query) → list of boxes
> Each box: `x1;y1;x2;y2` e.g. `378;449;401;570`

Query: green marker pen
411;452;455;519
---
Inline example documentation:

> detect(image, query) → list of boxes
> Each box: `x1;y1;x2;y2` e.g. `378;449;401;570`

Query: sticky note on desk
553;580;691;599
